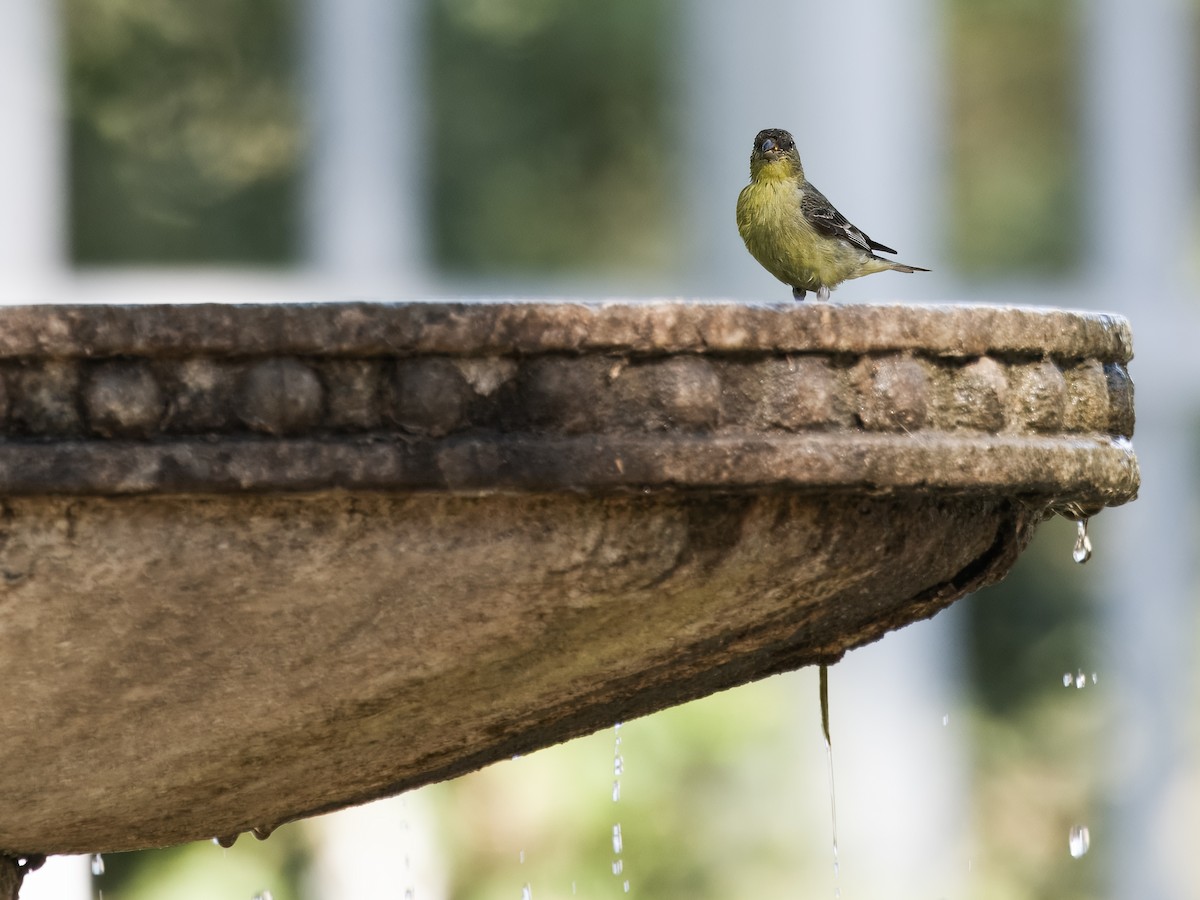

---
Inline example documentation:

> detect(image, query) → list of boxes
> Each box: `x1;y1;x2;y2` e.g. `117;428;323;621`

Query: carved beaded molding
0;302;1138;504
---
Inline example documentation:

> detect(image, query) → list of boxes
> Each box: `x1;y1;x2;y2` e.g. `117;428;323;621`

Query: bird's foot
791;286;807;301
815;285;832;302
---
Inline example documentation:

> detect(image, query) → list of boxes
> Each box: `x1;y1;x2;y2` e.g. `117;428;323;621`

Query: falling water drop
519;850;525;865
1069;825;1091;858
610;723;628;891
251;892;274;900
623;880;630;893
1062;673;1072;687
90;854;104;876
400;795;416;900
521;884;533;900
942;713;950;726
1072;519;1093;564
1075;670;1087;689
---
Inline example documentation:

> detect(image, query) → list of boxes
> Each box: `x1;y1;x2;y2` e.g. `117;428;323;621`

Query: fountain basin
0;301;1137;856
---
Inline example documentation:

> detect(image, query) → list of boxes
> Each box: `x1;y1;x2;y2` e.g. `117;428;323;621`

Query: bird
736;128;929;301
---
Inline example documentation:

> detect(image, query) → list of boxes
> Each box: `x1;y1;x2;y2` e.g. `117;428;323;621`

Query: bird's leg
791;286;807;301
815;285;832;302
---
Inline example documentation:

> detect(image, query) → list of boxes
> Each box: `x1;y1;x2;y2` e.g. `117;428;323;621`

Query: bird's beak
760;138;777;154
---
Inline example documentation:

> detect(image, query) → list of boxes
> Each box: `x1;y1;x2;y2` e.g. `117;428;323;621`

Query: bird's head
748;128;803;182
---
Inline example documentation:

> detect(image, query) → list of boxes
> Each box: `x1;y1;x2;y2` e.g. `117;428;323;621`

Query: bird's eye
760;138;776;153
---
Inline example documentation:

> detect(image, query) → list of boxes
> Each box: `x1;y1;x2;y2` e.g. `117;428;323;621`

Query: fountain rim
0;300;1133;361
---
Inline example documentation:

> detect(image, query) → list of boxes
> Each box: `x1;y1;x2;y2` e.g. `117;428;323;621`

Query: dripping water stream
820;664;840;898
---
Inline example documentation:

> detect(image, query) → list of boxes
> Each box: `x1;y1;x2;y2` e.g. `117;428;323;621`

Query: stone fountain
0;300;1137;895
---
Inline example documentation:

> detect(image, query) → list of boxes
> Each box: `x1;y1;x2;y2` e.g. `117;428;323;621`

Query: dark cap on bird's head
752;128;797;159
748;128;801;179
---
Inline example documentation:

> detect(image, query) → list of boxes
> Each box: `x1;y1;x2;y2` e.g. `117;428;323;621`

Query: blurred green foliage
947;0;1083;276
96;825;311;900
65;0;303;264
426;0;678;275
964;516;1095;717
961;517;1105;900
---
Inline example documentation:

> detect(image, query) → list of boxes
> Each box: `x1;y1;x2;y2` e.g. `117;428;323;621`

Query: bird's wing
800;183;897;255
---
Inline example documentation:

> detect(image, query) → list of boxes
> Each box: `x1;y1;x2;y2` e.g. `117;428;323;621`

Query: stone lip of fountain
0;301;1136;864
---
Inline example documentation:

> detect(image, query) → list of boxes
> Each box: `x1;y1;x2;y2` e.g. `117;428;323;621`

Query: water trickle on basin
819;665;840;898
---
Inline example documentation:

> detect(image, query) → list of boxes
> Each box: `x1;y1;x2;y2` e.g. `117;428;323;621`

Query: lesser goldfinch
736;128;929;301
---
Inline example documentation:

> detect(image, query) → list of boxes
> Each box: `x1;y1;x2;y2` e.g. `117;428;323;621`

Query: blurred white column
0;0;65;303
680;0;807;297
684;2;965;896
18;855;91;900
309;793;446;899
302;0;430;291
1083;2;1200;899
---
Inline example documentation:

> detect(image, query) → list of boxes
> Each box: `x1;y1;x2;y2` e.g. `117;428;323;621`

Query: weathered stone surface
390;358;473;436
1105;361;1136;436
946;357;1008;431
853;355;930;432
84;363;165;438
238;358;324;436
0;491;1035;855
1009;360;1068;432
6;361;82;436
0;301;1138;860
319;359;384;430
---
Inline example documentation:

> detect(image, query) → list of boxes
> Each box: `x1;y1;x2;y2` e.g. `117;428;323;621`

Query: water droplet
614;756;624;777
521;884;533;900
1063;672;1072;687
1069;824;1090;858
214;833;239;848
612;779;621;802
623;880;630;893
252;892;274;900
1075;670;1087;689
519;850;525;864
612;860;624;875
90;854;104;876
612;824;623;854
1072;519;1093;564
1092;672;1098;685
571;882;577;895
404;890;415;900
942;713;949;726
